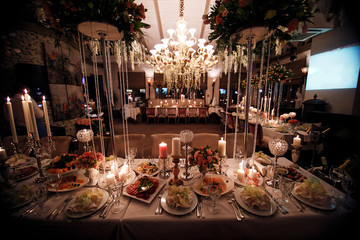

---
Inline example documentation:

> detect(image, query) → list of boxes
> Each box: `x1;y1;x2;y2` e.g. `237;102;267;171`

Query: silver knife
290;193;305;212
99;198;113;217
264;187;288;214
196;200;200;218
100;200;115;218
54;196;73;218
20;204;39;218
199;198;205;218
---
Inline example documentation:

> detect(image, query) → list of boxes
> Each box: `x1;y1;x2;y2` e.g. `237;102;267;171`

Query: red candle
159;142;167;159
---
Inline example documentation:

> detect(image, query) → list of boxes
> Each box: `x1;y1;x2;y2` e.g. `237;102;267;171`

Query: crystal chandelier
146;0;218;90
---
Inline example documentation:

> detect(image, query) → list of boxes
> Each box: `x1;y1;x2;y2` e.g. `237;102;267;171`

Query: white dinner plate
226;169;264;187
160;190;198;216
291;184;336;211
134;161;160;177
192;174;234;197
123;176;166;204
48;174;89;192
234;188;277;217
65;188;109;218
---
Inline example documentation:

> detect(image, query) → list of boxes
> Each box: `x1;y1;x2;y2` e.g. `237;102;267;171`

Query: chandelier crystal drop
146;0;219;90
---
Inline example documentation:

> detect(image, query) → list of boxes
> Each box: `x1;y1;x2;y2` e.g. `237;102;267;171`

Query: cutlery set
227;198;245;221
196;196;204;218
99;198;115;218
46;195;73;219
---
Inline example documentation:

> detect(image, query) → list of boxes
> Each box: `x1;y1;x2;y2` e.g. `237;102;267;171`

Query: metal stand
169;154;183;186
180;143;193;180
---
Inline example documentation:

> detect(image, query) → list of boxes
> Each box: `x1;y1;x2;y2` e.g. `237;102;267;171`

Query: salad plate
192;174;234;197
160;190;197;216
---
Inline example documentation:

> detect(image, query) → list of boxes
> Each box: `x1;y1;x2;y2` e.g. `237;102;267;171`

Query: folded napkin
240;186;270;211
294;179;331;205
254;161;267;177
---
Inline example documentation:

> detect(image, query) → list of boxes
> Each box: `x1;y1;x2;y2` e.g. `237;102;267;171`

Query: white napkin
254;161;267;177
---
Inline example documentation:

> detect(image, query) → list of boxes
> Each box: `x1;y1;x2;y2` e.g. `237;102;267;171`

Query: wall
1;22;91;136
304;24;360;115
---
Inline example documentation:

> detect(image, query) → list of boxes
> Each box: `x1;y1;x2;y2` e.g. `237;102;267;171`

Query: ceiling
135;0;216;51
135;0;335;53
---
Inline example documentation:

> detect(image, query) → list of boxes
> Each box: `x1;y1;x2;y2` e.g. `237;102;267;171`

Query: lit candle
293;135;301;147
171;137;181;156
0;147;7;160
6;97;18;143
27;95;39;140
237;168;245;181
248;166;257;179
218;137;226;157
106;172;115;186
271;108;275;120
21;95;32;136
42;96;51;137
159;142;167;159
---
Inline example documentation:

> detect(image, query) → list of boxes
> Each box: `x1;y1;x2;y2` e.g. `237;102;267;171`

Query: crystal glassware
47;173;62;199
180;130;194;180
207;176;222;214
266;139;288;188
30;181;49;215
77;129;94;152
110;181;125;214
329;166;343;197
278;177;295;206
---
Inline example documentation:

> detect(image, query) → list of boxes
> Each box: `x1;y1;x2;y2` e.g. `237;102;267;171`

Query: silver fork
51;195;73;219
227;199;241;221
231;197;245;219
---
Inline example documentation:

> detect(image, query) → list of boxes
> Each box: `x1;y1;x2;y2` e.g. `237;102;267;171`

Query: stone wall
2;22;85;136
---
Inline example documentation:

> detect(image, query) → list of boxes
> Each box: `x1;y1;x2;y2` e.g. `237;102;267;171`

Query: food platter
234;188;277;216
134;161;160;176
6;155;36;168
48;174;89;192
65;188;109;218
11;166;38;181
192;175;234;197
160;190;198;216
123;176;166;204
291;184;336;210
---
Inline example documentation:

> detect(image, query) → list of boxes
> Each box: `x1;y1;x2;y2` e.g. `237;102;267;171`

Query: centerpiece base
78;21;123;41
231;26;272;44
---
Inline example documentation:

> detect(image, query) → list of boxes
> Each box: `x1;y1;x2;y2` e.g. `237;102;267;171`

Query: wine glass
30;182;49;215
329;166;343;197
128;147;137;167
278;177;295;206
207;177;222;214
47;173;62;199
110;181;124;214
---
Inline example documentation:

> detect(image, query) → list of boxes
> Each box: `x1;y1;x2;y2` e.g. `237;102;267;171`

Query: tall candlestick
159;142;167;159
218;137;226;157
27;96;39;140
6;97;18;143
21;95;32;136
172;137;181;156
42;96;51;137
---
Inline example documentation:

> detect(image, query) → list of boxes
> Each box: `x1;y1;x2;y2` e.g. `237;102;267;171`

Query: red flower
215;14;223;25
238;0;249;8
138;3;146;19
287;18;299;32
222;9;228;17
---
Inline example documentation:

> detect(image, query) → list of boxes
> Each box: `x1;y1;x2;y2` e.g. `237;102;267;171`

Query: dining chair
188;108;198;123
48;136;72;158
219;110;226;129
108;134;146;158
223;133;254;158
157;107;167;123
197;107;208;124
146;107;156;124
248;123;272;149
167;107;177;124
177;107;187;123
191;133;220;151
2;135;29;156
226;112;236;132
150;133;179;158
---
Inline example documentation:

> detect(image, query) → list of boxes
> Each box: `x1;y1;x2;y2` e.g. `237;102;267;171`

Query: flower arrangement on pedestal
36;0;150;45
204;0;314;48
288;119;300;126
189;146;219;173
75;151;104;169
267;64;294;83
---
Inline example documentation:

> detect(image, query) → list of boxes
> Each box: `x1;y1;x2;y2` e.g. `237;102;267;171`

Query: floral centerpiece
288;118;300;126
75;151;104;169
267;64;293;83
36;0;150;45
204;0;314;48
189;146;219;173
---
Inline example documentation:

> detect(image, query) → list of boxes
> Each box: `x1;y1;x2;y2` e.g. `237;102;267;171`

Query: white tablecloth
5;158;357;240
124;105;141;120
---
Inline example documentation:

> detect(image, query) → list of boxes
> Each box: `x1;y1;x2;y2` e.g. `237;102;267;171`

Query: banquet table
124;104;141;120
3;157;357;240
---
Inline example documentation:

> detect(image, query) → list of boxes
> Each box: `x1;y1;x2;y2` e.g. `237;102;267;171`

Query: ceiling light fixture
146;0;218;90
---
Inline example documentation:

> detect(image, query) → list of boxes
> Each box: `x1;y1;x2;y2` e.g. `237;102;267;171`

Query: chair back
188;108;197;117
157;108;167;117
49;136;72;158
191;133;220;150
198;107;208;117
178;108;187;117
248;123;263;146
150;133;179;158
109;134;146;158
223;133;254;158
167;108;176;116
226;112;235;130
146;107;156;116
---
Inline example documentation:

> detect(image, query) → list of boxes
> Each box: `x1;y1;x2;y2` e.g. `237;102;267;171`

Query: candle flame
21;95;25;101
43;95;46;100
24;89;27;94
6;96;10;102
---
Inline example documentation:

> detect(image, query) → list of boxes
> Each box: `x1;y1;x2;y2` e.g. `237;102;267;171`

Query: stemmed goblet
128;147;137;168
47;173;62;199
110;181;125;214
30;181;49;215
329;166;343;198
278;177;295;206
207;176;222;214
